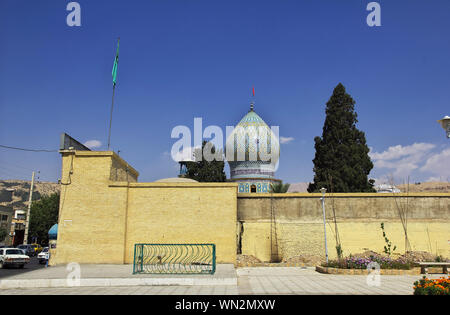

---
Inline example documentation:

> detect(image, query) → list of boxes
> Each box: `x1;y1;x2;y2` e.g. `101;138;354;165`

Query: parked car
37;247;49;264
30;244;43;254
0;248;30;269
16;245;36;257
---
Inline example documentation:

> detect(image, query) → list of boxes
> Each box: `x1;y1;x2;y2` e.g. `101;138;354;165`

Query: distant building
11;209;26;246
287;183;309;193
375;184;401;193
0;205;13;245
177;147;196;178
178;160;189;177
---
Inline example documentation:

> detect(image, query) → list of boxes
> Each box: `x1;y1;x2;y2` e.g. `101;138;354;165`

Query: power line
0;144;57;153
0;166;33;179
0;168;29;180
0;163;32;174
0;159;36;172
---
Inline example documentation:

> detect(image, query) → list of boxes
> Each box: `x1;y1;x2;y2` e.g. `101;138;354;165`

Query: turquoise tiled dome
226;104;279;180
48;224;58;240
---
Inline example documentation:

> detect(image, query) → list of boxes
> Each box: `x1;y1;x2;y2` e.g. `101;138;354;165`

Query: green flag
112;39;119;86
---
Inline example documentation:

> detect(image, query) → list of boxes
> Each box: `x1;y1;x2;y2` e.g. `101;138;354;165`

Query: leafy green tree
270;181;290;193
0;226;7;243
308;83;375;193
28;193;59;245
185;141;226;182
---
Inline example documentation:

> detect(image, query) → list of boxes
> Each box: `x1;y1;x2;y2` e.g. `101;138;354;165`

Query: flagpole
108;37;120;151
107;84;116;150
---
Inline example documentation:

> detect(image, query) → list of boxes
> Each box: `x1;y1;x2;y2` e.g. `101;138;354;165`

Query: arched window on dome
250;184;257;193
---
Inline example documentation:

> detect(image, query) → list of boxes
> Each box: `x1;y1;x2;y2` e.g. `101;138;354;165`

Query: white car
37;247;49;264
0;248;30;269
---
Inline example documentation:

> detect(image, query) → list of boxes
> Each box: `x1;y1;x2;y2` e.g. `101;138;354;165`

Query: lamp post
320;187;329;264
437;116;450;138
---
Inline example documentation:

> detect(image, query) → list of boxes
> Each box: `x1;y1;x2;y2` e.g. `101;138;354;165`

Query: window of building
251;185;257;193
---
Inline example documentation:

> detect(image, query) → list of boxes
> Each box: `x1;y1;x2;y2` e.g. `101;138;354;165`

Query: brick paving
0;266;442;295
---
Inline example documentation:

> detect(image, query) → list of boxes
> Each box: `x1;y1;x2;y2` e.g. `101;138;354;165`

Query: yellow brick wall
240;221;450;262
116;183;237;264
53;151;131;264
52;151;237;265
52;151;449;266
238;194;450;262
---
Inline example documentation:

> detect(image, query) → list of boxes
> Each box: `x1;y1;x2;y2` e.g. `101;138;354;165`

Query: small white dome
154;177;198;183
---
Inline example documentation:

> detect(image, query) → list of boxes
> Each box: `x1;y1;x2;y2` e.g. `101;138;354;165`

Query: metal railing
132;244;216;275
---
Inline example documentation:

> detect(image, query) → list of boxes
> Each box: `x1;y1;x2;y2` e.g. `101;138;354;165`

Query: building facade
0;205;13;245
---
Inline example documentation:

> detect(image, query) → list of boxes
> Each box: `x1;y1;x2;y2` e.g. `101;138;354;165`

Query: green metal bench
132;244;216;275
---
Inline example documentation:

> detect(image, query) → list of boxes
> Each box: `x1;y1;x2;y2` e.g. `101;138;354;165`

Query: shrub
413;276;450;295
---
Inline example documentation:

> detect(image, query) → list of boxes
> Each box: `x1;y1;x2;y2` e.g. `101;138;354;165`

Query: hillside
397;181;450;193
0;180;60;211
286;181;450;193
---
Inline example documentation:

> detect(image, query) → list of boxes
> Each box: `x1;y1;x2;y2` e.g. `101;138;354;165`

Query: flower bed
413;276;450;295
323;254;415;270
315;265;421;275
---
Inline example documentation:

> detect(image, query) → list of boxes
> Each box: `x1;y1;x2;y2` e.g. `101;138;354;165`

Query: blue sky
0;0;449;184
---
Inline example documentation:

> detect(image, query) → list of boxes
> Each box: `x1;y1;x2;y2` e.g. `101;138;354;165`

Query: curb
236;263;315;268
315;266;425;275
0;277;237;289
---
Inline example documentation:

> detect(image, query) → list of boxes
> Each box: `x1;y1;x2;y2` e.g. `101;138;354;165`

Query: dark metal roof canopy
59;133;91;151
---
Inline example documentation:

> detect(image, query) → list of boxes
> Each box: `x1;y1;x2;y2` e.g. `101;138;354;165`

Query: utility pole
23;171;35;245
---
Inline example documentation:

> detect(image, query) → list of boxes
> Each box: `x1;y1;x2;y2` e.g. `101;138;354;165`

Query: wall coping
238;192;450;198
109;181;239;188
60;150;139;177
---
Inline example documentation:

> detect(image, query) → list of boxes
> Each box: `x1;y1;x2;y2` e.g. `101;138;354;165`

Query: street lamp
437;116;450;138
320;187;329;264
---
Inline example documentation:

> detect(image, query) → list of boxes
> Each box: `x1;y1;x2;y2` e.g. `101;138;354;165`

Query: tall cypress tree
308;83;375;193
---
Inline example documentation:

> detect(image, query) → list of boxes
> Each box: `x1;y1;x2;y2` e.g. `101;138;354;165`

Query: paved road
0;267;436;295
0;257;46;279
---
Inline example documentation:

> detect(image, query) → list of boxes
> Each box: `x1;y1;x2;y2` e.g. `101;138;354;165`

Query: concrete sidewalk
0;264;237;289
236;267;428;295
0;265;440;294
